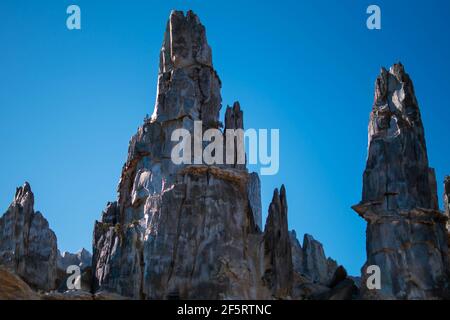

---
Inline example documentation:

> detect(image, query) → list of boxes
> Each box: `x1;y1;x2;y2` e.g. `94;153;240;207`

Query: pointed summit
354;63;449;299
153;10;222;125
362;63;438;211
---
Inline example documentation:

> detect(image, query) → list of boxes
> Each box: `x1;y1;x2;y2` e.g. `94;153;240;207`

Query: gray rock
353;63;450;299
0;182;58;291
247;172;262;230
289;231;338;285
262;186;293;298
92;10;345;301
92;10;271;300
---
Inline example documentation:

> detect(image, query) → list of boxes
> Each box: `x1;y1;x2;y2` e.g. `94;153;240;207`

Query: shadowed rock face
263;186;293;298
353;63;450;299
91;10;346;301
0;183;58;291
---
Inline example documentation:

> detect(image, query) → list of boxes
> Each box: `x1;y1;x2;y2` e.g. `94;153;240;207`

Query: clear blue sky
1;0;449;276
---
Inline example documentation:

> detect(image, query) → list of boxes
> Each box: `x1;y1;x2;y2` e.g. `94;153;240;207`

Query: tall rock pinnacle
93;10;273;299
0;183;58;291
92;10;345;300
353;63;450;299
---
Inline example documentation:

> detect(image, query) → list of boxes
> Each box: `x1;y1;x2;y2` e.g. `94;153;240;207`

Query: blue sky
1;0;449;276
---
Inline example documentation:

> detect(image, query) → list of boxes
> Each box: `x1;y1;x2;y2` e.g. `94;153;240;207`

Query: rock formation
57;248;92;272
290;231;338;285
262;186;293;298
353;63;450;299
0;10;350;301
93;10;268;299
92;10;344;300
445;176;450;223
0;182;58;291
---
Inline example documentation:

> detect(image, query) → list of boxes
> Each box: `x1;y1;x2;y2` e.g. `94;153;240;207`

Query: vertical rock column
92;10;284;300
353;63;450;299
263;186;293;298
0;183;58;291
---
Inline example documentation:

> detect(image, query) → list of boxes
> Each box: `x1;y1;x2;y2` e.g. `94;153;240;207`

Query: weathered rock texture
353;63;450;299
56;248;93;292
91;10;344;300
262;186;293;298
0;183;58;291
290;231;338;285
93;10;273;300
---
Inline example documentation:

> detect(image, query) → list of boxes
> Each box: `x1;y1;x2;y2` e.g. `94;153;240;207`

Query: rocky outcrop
353;63;450;299
92;10;268;300
0;266;40;300
0;182;58;291
290;231;338;285
288;231;356;300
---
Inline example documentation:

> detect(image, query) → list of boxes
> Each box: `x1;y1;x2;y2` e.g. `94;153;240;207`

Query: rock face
57;248;92;272
92;10;283;300
290;231;338;285
91;10;346;301
353;63;450;299
0;183;58;291
262;186;293;298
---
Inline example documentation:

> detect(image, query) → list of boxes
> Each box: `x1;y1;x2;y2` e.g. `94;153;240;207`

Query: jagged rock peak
263;185;293;298
357;62;439;213
152;10;222;127
354;63;450;299
0;182;58;291
225;101;244;130
13;182;34;209
160;10;213;73
289;231;338;285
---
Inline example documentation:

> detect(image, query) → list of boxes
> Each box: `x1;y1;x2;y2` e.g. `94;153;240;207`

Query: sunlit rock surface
92;10;344;300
